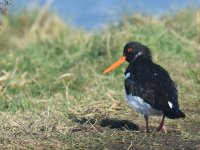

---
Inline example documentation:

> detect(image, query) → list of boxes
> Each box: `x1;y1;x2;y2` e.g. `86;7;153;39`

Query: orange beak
103;56;126;74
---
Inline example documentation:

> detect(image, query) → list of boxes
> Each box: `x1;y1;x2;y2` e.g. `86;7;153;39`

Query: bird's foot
156;125;167;133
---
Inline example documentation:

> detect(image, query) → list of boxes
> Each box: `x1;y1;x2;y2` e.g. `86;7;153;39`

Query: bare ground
0;109;199;150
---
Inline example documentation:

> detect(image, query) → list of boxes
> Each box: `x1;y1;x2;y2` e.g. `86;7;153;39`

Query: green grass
0;8;200;149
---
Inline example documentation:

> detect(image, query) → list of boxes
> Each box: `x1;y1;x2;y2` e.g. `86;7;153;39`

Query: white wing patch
125;94;162;116
168;101;173;108
125;72;130;79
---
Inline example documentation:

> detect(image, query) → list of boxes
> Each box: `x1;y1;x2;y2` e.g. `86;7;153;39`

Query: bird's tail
163;108;185;119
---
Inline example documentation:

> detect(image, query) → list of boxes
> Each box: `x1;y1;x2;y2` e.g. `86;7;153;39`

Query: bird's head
103;41;152;74
123;42;152;63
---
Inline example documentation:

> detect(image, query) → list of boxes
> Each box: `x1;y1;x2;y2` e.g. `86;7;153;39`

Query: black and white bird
103;42;185;132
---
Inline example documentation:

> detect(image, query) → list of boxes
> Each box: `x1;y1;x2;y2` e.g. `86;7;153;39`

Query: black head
103;41;152;74
123;42;152;63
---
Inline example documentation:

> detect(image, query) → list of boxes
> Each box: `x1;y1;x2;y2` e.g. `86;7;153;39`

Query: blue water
12;0;200;30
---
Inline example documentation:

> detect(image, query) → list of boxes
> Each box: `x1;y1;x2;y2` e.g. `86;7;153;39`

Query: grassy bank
0;8;200;149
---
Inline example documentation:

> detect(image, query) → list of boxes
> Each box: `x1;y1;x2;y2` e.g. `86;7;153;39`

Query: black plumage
124;42;185;119
103;41;185;132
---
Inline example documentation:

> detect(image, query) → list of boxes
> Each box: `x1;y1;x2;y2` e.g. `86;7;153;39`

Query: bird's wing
150;64;185;118
152;64;179;111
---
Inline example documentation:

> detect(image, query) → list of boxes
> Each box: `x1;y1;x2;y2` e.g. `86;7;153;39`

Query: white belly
125;94;162;116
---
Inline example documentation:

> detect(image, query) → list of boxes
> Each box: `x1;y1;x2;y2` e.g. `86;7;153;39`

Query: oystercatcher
103;42;185;132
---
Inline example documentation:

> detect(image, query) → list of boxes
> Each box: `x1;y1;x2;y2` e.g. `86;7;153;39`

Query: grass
0;7;200;149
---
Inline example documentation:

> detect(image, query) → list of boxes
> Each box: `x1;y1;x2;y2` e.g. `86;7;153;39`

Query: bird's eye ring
128;48;133;52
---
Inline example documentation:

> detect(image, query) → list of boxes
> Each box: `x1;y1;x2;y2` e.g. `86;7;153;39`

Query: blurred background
11;0;200;29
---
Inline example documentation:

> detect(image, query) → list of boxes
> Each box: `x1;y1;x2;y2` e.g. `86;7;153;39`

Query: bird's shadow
68;114;139;131
99;118;139;131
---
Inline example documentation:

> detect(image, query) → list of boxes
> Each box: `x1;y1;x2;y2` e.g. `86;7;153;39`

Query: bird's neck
125;59;152;75
131;58;153;65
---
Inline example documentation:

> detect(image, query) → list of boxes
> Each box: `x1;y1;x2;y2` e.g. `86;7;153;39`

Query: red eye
128;48;133;52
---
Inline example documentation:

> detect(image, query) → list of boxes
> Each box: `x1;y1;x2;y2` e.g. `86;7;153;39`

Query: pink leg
144;115;150;133
156;115;167;133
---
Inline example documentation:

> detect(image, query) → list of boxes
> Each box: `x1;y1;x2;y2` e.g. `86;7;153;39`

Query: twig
127;140;133;150
89;122;101;134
